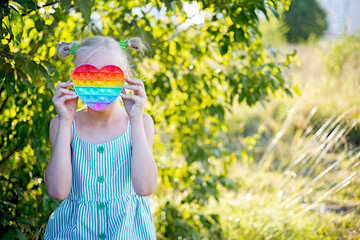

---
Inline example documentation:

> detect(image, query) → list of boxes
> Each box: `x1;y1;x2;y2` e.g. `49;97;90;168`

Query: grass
203;39;360;239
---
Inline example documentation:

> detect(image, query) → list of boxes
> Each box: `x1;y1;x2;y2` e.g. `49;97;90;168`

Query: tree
283;0;328;43
0;0;295;238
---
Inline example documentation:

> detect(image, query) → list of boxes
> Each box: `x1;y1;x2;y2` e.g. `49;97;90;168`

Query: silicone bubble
72;63;125;111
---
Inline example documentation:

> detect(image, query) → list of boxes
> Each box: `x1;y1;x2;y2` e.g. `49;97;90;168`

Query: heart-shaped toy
72;63;125;111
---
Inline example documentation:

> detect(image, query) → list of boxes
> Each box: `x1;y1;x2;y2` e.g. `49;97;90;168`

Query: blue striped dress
44;119;156;239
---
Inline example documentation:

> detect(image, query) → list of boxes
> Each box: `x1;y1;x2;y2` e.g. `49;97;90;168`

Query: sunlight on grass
208;39;360;239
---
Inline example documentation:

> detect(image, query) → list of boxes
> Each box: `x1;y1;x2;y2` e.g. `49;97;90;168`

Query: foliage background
283;0;328;43
1;0;360;239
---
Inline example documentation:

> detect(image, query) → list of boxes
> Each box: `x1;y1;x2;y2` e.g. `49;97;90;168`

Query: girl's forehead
82;49;123;69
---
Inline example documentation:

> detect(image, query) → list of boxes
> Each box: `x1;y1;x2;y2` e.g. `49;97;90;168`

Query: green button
97;146;104;153
98;202;105;210
97;176;104;183
99;233;106;239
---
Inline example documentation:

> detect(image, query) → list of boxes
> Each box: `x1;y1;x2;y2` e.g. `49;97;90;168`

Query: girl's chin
87;101;118;112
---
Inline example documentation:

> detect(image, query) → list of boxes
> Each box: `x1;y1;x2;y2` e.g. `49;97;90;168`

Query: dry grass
206;40;360;239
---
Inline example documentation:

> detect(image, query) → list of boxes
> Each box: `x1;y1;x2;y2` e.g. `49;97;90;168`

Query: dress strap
127;120;132;145
71;119;76;140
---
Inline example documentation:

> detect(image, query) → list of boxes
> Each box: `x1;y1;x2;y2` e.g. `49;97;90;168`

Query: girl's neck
84;101;123;124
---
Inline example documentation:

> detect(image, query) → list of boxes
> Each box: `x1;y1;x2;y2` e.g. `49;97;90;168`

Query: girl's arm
120;76;158;196
44;79;78;201
130;113;158;196
44;116;73;201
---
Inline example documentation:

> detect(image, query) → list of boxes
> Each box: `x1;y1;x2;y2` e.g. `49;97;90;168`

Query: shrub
283;0;328;43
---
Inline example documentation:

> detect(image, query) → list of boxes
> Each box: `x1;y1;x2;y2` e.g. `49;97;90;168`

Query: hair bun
56;41;77;58
126;37;147;54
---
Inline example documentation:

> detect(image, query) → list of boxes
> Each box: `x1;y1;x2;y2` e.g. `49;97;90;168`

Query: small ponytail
125;37;147;54
56;41;78;58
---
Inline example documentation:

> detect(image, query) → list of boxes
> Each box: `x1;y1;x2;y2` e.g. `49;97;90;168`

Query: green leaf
53;7;67;22
25;60;39;84
293;86;302;96
19;70;32;90
4;72;15;96
78;0;93;22
284;88;293;97
35;18;44;32
234;27;245;42
16;229;27;240
39;65;55;91
270;7;279;19
13;0;37;10
220;38;229;56
9;8;24;44
42;61;59;81
60;0;72;12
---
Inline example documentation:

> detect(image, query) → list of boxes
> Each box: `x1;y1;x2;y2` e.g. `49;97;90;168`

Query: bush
283;0;328;43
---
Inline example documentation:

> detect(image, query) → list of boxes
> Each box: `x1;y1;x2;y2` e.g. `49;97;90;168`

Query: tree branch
20;1;59;17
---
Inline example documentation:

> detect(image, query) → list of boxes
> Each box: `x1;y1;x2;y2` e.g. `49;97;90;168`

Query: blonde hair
56;36;147;74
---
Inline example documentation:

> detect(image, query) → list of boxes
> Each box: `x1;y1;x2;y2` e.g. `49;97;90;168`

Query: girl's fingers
57;94;78;104
53;94;77;105
56;81;73;90
60;80;73;86
55;81;74;97
120;92;146;102
59;88;77;96
54;86;77;98
125;77;145;89
123;84;147;98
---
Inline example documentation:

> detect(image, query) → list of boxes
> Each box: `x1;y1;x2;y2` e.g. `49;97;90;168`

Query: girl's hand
120;77;147;121
52;78;78;122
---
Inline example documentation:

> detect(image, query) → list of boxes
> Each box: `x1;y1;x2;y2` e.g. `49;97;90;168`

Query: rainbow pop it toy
72;63;125;111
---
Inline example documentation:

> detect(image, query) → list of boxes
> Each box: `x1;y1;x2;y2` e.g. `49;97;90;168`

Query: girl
44;36;157;239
